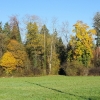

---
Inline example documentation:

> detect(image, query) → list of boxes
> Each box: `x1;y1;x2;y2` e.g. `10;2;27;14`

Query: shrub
32;67;42;76
89;67;100;76
66;61;85;76
94;58;100;67
0;66;4;76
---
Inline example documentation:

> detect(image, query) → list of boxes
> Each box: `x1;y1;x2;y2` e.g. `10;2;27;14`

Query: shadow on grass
25;81;93;100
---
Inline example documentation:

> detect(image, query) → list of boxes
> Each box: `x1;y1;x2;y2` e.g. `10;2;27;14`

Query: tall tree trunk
49;39;53;74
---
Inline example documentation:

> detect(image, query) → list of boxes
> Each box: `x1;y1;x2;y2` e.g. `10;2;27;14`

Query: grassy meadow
0;75;100;100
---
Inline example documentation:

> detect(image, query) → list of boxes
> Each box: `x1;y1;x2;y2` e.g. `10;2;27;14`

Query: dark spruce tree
0;22;3;33
56;37;67;65
9;16;21;42
93;12;100;67
93;12;100;47
3;22;11;36
40;25;49;74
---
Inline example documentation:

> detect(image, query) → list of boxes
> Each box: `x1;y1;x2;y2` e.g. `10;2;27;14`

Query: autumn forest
0;12;100;76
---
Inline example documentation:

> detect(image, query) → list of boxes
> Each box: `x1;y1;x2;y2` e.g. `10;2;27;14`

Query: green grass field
0;75;100;100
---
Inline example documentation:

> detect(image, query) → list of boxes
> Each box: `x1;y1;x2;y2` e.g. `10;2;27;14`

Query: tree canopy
0;13;99;76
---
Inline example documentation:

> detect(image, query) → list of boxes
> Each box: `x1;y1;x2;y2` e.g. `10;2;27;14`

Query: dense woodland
0;12;100;76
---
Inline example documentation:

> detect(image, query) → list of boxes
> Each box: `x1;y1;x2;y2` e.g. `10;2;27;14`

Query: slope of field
0;75;100;100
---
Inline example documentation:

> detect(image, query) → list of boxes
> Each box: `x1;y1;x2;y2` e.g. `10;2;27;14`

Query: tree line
0;12;100;76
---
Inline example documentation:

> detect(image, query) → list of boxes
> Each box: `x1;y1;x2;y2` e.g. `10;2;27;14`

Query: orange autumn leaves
0;39;28;74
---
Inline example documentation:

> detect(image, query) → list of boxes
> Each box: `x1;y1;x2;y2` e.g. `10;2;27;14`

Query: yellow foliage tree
26;22;44;69
26;22;60;75
0;51;17;74
7;39;30;70
68;21;96;67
